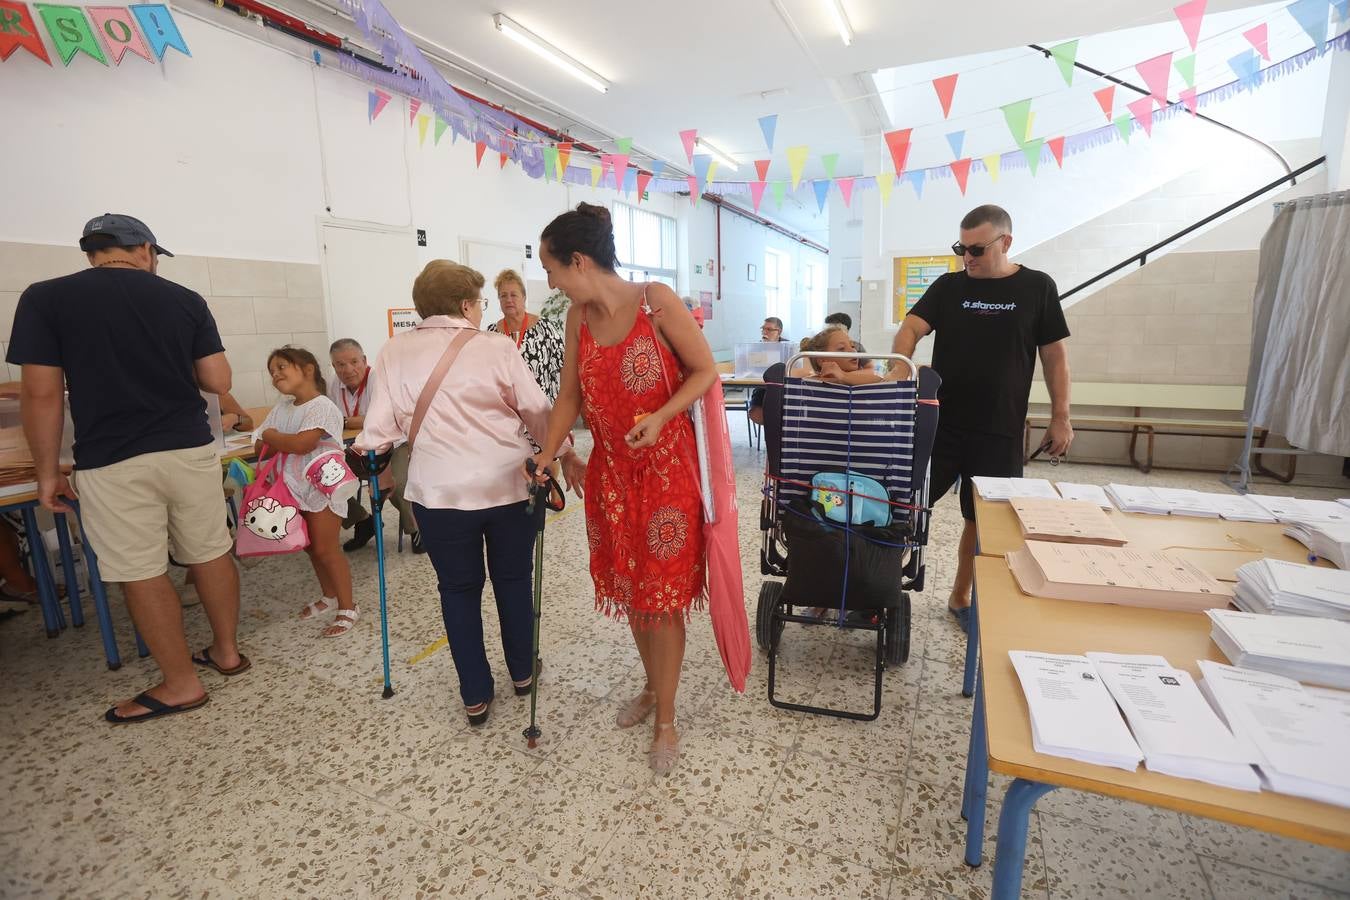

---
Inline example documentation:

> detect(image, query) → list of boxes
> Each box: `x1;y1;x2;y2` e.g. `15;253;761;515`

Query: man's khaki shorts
73;444;233;583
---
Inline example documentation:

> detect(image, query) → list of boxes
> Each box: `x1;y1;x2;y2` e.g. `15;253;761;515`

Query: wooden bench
1024;382;1293;479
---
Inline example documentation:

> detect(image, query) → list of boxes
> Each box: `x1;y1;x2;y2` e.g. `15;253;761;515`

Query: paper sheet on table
1009;541;1232;611
1054;482;1113;509
1012;497;1128;546
1009;650;1143;771
972;476;1060;502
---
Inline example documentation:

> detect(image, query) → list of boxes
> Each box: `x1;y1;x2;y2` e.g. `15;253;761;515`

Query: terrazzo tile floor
3;431;1348;899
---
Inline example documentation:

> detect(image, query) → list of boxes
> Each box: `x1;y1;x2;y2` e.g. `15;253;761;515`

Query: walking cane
367;450;394;699
523;458;564;748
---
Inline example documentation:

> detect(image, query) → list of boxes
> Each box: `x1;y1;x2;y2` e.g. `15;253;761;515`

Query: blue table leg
53;513;85;628
963;658;988;865
20;506;64;636
992;779;1057;900
69;501;122;670
135;628;150;659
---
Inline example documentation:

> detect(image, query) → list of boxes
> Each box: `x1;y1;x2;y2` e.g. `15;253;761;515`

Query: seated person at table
0;520;40;608
748;317;789;426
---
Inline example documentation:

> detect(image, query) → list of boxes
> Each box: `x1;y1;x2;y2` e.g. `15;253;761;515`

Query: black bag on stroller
780;497;908;612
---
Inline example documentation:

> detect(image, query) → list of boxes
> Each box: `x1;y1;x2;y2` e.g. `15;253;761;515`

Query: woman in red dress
531;203;716;774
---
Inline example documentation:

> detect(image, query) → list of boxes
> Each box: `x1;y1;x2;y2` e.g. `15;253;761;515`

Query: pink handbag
236;452;310;557
304;449;359;505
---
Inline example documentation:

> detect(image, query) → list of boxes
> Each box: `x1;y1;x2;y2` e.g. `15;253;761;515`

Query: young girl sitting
254;347;358;637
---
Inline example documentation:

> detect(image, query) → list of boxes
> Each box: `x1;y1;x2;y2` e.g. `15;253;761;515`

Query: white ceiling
289;0;1262;240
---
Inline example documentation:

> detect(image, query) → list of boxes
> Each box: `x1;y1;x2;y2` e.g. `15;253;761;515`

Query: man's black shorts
928;424;1023;521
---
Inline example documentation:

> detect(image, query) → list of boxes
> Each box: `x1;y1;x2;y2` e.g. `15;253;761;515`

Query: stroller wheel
756;581;784;652
885;593;911;667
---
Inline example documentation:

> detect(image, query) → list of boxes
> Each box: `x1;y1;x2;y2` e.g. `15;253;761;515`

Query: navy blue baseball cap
79;214;174;257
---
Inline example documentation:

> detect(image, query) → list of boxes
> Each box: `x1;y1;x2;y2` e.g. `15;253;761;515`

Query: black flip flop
192;648;252;677
105;691;209;725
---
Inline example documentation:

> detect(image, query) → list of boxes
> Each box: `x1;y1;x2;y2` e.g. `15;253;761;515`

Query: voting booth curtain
1245;191;1350;457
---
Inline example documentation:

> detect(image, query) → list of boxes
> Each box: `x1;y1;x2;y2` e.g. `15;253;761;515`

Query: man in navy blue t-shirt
893;205;1074;633
6;214;249;723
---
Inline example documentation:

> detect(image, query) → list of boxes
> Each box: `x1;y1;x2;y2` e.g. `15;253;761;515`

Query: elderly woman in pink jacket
355;260;583;727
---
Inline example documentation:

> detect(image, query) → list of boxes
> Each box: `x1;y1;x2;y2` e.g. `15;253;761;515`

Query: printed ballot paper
1008;541;1233;612
1233;559;1350;620
1012;497;1128;546
1197;660;1350;808
972;476;1060;502
1206;609;1350;690
1054;482;1113;509
1009;651;1143;771
1085;652;1259;790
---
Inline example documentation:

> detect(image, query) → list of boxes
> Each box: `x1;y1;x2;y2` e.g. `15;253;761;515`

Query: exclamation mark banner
128;2;189;60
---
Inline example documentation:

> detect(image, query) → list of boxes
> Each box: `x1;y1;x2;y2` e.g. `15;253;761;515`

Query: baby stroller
756;351;941;720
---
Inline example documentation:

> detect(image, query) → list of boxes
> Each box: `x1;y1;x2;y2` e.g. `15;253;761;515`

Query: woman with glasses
354;260;580;727
486;269;566;403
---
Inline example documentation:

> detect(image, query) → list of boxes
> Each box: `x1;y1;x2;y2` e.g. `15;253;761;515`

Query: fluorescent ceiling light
493;13;609;94
695;138;740;172
823;0;853;46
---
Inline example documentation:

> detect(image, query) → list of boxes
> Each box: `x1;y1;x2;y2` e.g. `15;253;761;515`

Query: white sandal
617;689;656;729
649;722;680;775
322;606;359;637
298;598;334;620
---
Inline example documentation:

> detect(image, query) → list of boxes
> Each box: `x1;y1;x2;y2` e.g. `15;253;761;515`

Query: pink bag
305;450;359;506
236;453;310;557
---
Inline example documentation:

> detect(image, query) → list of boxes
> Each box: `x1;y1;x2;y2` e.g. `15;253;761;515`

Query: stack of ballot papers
971;476;1060;502
1197;660;1350;808
1201;493;1278;523
1011;497;1128;546
1233;559;1350;620
1009;651;1143;771
1054;482;1113;509
1008;541;1233;612
1086;652;1260;790
1103;484;1277;522
1106;483;1172;515
1207;609;1350;689
1283;520;1350;569
1246;495;1350;524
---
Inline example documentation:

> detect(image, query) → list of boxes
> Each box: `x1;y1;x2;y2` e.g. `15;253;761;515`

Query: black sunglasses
951;234;1007;258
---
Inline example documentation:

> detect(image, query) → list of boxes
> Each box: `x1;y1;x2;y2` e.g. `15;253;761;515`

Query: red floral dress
578;300;706;626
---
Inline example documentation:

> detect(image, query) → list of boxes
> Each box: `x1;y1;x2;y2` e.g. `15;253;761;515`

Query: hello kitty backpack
236;452;310;557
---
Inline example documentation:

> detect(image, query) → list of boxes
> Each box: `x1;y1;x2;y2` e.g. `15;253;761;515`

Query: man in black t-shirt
893;205;1073;633
7;214;248;723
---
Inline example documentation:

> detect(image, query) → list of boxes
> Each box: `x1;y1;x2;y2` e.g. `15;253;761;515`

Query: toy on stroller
756;351;941;720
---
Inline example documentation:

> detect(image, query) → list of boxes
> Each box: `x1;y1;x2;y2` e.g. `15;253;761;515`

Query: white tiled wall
0;241;328;409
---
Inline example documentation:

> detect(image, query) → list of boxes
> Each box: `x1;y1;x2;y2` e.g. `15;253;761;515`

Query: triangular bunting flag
1114;114;1133;143
1049;40;1078;85
1174;54;1196;87
946;131;965;159
1334;0;1348;20
932;73;958;118
475;141;487;167
1022;137;1045;175
812;180;831;213
836;177;855;207
416;114;430;147
876;171;894;204
786;145;810;189
950;158;972;195
750;181;768;212
368;89;390;122
408;99;421;125
433;116;449;145
705;161;718;190
883;129;912;175
651;160;665;179
758;115;778;152
1179;87;1199;115
1127;96;1156;136
679;129;698;163
541;146;559;181
616;137;633;155
1047;136;1066;168
591;165;602;188
623;166;638;195
1243;23;1270;60
557;142;573;177
0;1;52;64
754;159;771;182
612;154;631;187
1000;99;1032;148
1025;111;1037;143
687;175;700;206
904;171;925;199
1136;52;1173;103
982;154;1001;183
599;153;614;183
500;150;509;169
1288;0;1329;51
1093;86;1115;122
1227;49;1262;89
126;3;187;60
771;180;787;209
1173;0;1206;51
821;153;839;180
636;171;653;202
693;154;713;187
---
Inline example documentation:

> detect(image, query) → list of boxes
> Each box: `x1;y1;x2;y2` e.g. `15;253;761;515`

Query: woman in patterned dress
485;269;566;403
530;203;716;774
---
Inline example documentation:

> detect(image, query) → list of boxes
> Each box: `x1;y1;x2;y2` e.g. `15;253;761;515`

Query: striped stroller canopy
778;377;917;506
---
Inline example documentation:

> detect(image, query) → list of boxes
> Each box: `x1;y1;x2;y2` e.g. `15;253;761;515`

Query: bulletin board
892;255;960;323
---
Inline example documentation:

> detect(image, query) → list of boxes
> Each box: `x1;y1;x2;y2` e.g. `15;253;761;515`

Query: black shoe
514;659;543;696
411;531;426;554
466;697;493;727
343;518;375;553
